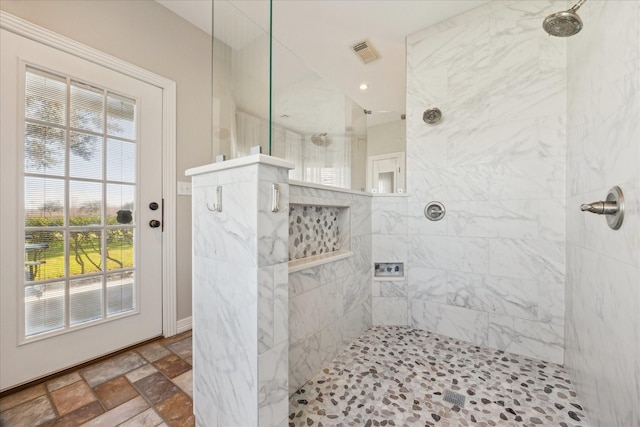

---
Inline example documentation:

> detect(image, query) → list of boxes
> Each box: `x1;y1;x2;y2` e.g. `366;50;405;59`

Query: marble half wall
564;2;640;426
288;184;372;395
189;156;292;427
405;0;567;364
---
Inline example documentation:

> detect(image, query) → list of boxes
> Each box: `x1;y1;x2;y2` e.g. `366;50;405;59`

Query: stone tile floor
289;326;591;427
2;326;593;427
0;331;193;427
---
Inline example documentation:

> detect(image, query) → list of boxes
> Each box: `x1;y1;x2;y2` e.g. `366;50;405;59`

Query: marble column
186;154;293;427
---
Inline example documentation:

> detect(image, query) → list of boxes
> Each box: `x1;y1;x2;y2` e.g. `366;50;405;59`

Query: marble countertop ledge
185;155;410;198
185;154;294;176
290;180;410;197
288;250;354;273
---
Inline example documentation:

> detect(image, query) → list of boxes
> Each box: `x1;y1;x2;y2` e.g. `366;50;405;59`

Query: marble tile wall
191;164;259;426
288;205;342;260
190;158;291;427
406;0;567;364
371;195;409;326
288;184;372;395
564;2;640;427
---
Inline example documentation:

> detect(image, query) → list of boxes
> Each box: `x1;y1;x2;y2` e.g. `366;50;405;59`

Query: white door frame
0;11;178;337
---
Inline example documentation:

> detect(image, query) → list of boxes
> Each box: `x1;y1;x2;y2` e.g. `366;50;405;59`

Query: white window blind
23;66;137;338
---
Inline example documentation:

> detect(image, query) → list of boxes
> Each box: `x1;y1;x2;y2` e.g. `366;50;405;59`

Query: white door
368;152;406;193
0;30;163;391
373;158;398;193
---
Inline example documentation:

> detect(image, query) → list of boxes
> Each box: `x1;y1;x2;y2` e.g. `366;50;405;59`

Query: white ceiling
156;0;490;126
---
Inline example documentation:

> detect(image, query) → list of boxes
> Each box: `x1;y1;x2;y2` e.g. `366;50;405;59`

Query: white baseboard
176;316;192;334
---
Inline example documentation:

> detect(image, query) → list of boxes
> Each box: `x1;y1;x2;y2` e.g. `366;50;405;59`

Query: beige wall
366;120;406;158
1;0;213;322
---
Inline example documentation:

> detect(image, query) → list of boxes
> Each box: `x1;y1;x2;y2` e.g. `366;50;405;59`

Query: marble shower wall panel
258;340;288;427
191;165;260;425
257;167;291;427
258;263;289;354
565;2;640;427
411;299;489;345
406;0;566;364
371;195;409;326
192;257;258;426
192;166;258;265
288;184;372;395
289;185;371;238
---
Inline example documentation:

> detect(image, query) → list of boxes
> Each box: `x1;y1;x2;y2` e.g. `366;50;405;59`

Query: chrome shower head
310;133;331;147
543;0;586;37
423;107;442;125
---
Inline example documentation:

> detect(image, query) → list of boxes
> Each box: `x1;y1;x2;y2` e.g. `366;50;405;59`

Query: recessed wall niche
288;205;349;261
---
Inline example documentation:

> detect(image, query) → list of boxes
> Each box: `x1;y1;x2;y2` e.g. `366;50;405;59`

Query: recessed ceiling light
359;83;368;90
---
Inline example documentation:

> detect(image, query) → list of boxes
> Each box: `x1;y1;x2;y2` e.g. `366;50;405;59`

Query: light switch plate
177;181;192;196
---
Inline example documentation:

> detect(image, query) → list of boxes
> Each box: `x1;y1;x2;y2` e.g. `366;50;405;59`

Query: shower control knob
580;201;617;215
580;186;624;230
424;201;446;221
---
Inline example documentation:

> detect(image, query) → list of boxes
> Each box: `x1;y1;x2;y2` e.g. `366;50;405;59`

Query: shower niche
374;262;405;279
288;204;352;271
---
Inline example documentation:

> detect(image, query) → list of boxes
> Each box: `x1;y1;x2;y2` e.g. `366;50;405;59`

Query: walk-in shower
543;0;587;37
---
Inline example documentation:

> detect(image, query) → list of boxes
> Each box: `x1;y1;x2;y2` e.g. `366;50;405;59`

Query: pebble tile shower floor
289;326;591;427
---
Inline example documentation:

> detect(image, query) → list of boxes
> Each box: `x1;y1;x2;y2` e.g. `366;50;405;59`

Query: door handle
149;219;161;228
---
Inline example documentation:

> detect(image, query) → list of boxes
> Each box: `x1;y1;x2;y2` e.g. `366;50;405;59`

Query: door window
24;67;137;339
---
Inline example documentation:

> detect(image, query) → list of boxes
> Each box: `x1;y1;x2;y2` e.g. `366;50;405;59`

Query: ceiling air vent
352;39;381;64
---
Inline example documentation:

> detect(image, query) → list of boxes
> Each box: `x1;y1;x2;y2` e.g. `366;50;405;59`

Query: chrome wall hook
207;186;222;212
580;186;624;230
272;183;281;213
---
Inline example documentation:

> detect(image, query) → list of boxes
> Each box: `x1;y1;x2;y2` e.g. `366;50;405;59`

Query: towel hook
207;186;222;212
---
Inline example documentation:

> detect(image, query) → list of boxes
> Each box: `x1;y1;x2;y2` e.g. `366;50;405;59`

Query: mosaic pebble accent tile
289;205;341;260
289;326;591;427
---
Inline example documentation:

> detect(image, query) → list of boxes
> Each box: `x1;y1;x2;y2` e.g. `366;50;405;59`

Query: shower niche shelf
288;204;351;272
374;262;405;280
